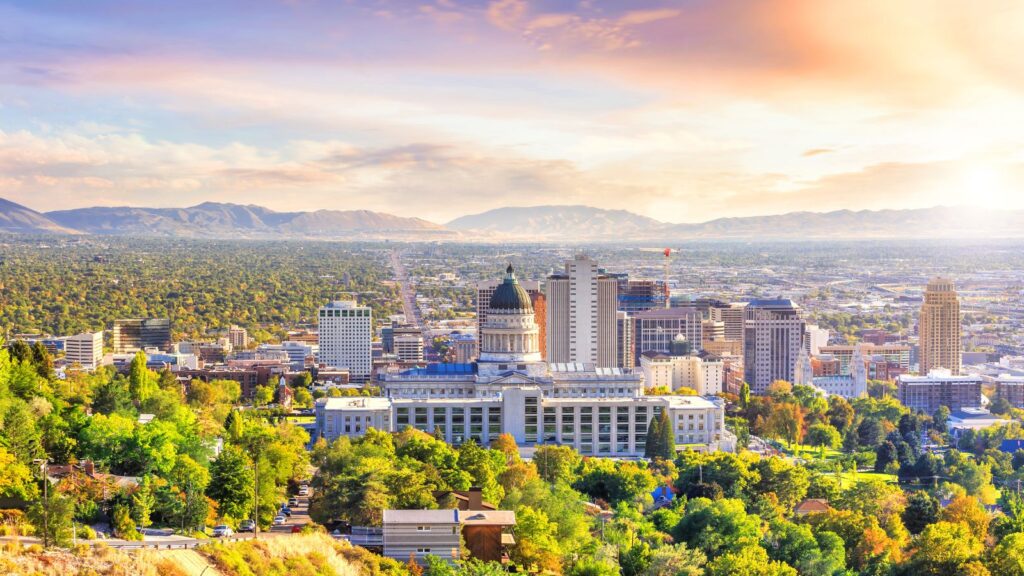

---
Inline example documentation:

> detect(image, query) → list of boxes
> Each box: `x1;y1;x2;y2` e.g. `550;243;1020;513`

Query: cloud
802;148;834;157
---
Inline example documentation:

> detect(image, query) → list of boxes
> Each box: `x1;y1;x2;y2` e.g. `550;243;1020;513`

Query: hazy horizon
3;1;1024;222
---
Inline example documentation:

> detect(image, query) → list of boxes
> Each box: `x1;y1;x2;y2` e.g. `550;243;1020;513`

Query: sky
2;0;1024;224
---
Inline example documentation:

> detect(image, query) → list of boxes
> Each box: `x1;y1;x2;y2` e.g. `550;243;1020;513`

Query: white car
212;525;234;538
273;515;286;526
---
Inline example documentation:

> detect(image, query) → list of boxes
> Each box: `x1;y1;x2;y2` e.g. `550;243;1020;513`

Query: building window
417;526;431;532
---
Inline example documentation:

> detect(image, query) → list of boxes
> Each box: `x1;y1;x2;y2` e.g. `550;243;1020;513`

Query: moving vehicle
238;519;256;533
213;525;234;538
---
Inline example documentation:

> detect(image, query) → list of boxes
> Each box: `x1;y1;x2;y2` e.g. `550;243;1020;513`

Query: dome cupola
489;264;534;313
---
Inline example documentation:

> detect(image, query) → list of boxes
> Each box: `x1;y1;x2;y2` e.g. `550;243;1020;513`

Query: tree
534;444;581;484
857;418;885;447
0;447;36;500
27;492;75;548
988;532;1024;575
766;403;803;447
827;396;855;433
92;376;134;415
643;543;706;576
752;457;809;510
933;406;951;431
706;545;797;576
875;441;898;472
254;385;274;406
656;410;675;459
207;445;254;521
902;490;940;534
645;415;663;460
907;521;983;576
806;423;841;449
672;498;762;557
128;351;157;405
2;402;43;464
941;495;991;538
739;382;751;410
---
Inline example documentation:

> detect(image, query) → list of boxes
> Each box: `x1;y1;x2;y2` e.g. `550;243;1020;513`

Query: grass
0;542;180;576
202;533;363;576
833;470;898;489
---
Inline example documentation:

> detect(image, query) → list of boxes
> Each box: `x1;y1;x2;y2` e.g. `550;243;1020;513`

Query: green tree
706;545;797;576
128;351;158;405
533;444;581;484
207;445;254;521
806;423;841;449
643;543;706;576
2;402;43;464
988;532;1024;575
903;490;940;535
672;498;762;557
739;382;751;410
645;415;662;460
752;457;810;510
907;521;983;575
27;491;76;548
657;410;675;459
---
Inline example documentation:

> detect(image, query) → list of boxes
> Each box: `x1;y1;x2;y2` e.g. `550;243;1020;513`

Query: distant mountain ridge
42;201;445;238
2;197;1023;240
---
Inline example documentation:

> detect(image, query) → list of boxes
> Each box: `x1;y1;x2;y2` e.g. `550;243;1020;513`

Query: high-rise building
918;277;962;375
743;299;805;393
616;311;635;368
64;331;103;370
318;300;372;382
805;324;830;355
394;332;425;363
227;325;250;350
606;274;668;313
545;255;618;367
477;278;543;359
633;307;702;360
112;318;172;353
450;334;477;364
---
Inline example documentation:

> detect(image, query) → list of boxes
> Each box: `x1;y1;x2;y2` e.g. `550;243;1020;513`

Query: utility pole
253;455;260;539
33;459;49;547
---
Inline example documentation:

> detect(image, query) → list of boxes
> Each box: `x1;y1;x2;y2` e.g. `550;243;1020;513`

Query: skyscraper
743;299;805;393
227;325;250;350
113;318;172;353
318;300;372;382
918;277;962;375
616;311;635;368
545;254;618;367
65;331;104;370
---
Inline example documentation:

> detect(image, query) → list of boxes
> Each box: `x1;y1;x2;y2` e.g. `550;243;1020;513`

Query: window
417;526;431;532
417;548;431;553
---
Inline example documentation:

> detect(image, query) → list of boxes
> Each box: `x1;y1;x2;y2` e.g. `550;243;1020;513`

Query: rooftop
384;509;460;524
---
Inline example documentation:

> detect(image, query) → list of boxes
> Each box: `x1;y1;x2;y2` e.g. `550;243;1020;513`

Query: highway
390;248;426;336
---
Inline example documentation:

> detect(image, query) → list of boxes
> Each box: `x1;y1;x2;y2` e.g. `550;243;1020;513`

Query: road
390;248;425;335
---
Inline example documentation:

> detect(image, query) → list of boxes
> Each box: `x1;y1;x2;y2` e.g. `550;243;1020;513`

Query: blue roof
404;363;476;376
1000;439;1024;453
747;299;796;307
652;485;674;502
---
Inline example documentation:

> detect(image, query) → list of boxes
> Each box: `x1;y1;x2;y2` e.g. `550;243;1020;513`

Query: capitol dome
489;264;533;313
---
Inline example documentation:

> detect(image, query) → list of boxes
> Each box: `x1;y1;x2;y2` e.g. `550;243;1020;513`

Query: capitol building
315;265;734;457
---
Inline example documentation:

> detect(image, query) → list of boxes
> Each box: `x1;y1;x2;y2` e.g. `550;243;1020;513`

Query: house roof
794;499;830;513
460;511;516;526
383;509;459;524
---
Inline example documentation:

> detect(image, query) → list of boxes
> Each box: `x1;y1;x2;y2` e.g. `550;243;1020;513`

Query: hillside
447;204;665;239
0;197;81;235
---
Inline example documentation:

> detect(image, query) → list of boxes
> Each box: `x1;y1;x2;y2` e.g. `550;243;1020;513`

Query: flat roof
384;509;459;524
321;397;392;411
460;511;516;526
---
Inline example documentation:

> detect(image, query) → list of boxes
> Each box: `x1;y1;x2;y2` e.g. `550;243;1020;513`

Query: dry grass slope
0;543;189;576
202;534;365;576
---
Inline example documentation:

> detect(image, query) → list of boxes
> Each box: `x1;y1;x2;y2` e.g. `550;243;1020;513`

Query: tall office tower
918;277;962;375
616;311;635;368
805;324;830;355
607;274;668;313
710;303;747;346
702;320;726;345
633;307;702;359
113;318;172;353
318;300;372;383
743;299;806;393
530;292;547;361
65;331;103;370
394;332;425;362
227;325;250;350
545;255;618;367
477;277;543;357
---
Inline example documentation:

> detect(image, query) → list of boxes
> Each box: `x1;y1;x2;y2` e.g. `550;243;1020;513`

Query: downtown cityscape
4;1;1024;576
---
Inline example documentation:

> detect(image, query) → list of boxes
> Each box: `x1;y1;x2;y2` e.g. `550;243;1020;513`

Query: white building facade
64;331;104;370
318;300;372;382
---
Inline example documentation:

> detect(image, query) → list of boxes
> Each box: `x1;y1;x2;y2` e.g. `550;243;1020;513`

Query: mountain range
1;197;1022;241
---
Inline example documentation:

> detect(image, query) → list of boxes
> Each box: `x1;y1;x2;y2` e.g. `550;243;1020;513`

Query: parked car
298;486;310;496
238;519;256;533
291;524;304;533
213;525;234;538
280;506;292;517
273;515;286;526
288;497;298;507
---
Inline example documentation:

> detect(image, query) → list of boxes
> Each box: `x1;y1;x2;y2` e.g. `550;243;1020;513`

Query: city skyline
3;1;1024;222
